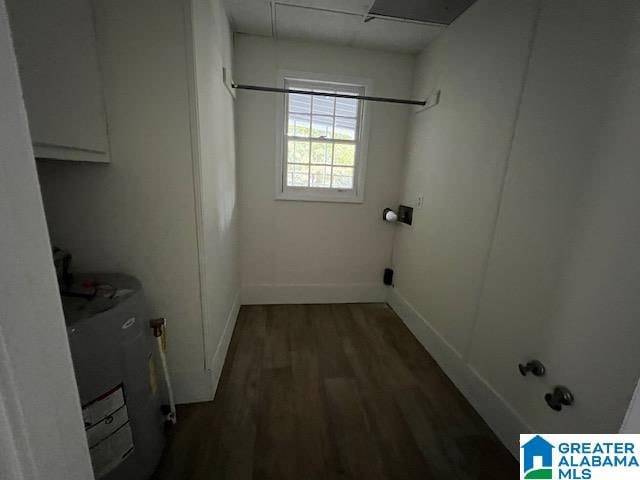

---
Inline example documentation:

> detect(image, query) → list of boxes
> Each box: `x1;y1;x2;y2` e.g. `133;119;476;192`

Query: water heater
62;273;165;480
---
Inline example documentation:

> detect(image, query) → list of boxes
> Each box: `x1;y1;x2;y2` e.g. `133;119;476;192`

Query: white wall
392;0;539;356
0;0;93;477
470;0;640;434
235;35;414;304
188;0;240;385
37;0;239;403
391;0;640;454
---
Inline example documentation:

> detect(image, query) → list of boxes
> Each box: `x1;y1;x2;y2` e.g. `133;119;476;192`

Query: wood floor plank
208;305;266;480
253;367;297;480
333;304;434;480
153;303;518;480
263;305;291;370
348;304;417;390
394;385;468;480
289;305;345;480
310;304;354;380
324;376;387;480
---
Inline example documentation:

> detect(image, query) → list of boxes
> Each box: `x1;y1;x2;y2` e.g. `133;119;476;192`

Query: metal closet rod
231;83;426;106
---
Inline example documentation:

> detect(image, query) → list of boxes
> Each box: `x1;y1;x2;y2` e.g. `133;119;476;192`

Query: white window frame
275;70;372;203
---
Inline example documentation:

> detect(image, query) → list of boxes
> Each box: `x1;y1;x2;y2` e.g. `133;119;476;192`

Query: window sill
276;191;363;204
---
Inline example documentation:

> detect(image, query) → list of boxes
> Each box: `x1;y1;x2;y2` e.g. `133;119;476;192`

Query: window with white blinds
277;76;369;202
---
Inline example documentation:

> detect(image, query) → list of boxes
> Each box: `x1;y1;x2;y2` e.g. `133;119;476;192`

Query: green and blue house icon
521;435;554;479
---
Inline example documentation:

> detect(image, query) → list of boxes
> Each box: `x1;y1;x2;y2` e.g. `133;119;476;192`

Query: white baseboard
208;291;241;398
241;283;388;305
173;292;241;404
387;287;531;458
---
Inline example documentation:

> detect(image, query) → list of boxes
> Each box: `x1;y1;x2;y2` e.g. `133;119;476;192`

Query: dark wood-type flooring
153;303;517;480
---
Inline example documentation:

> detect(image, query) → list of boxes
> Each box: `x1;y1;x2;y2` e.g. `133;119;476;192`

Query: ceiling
369;0;476;25
223;0;450;54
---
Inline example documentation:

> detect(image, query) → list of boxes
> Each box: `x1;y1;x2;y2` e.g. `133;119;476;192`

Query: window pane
283;81;364;196
311;115;334;138
332;166;354;189
287;163;309;187
289;163;310;173
289;92;311;113
334;117;357;140
335;96;358;117
310;142;332;165
287;140;310;164
287;113;310;137
312;92;335;116
333;143;355;166
310;165;331;188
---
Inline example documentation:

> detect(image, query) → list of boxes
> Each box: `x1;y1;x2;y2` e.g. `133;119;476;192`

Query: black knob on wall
519;360;546;377
545;386;574;412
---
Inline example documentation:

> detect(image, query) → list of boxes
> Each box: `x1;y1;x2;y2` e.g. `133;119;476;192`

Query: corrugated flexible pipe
150;318;177;424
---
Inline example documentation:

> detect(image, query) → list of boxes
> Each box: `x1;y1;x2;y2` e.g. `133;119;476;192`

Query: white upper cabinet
7;0;110;162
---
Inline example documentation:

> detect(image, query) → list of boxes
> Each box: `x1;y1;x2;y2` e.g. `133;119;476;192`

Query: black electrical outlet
383;268;394;286
398;205;413;225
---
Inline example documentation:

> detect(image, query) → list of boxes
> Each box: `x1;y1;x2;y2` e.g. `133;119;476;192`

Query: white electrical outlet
416;193;424;208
